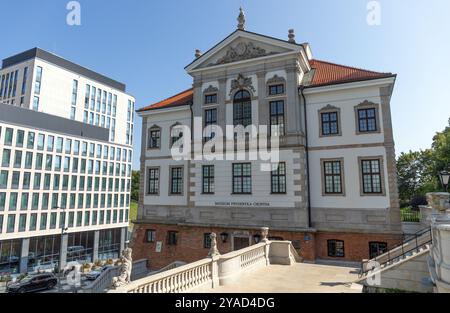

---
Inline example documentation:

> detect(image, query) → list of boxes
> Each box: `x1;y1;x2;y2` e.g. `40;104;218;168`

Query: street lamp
54;206;68;293
439;170;450;192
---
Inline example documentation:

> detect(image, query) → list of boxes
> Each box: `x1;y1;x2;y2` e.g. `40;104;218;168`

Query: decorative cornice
319;104;340;112
211;42;278;66
267;74;286;86
203;85;219;94
356;100;379;108
229;74;256;96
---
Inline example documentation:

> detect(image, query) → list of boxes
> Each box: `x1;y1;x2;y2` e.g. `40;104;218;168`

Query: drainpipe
299;86;312;229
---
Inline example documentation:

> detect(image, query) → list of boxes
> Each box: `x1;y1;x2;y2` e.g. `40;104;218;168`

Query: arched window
233;90;252;127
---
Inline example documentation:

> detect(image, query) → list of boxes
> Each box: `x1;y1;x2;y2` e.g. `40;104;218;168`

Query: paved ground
209;263;362;293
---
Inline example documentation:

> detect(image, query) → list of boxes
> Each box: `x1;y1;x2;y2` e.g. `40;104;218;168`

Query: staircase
357;227;432;282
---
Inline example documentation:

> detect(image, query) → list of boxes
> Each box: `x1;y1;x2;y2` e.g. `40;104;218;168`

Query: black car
6;273;58;293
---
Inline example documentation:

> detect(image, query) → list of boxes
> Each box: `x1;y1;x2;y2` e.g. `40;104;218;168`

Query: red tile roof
308;59;394;88
137;88;193;112
138;60;394;112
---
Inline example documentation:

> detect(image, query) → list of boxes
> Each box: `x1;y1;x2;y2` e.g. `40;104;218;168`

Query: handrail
113;258;213;293
360;227;432;277
110;242;271;293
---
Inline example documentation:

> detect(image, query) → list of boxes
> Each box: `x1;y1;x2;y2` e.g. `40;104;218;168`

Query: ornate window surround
358;155;386;197
203;85;219;106
318;104;342;137
320;157;346;197
229;74;256;98
266;74;286;98
354;100;381;135
147;125;161;150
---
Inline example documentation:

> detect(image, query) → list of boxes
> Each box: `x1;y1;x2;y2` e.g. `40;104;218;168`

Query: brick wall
315;232;403;261
130;223;402;269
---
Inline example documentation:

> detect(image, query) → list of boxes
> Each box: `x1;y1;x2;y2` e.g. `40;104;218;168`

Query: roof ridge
311;58;391;75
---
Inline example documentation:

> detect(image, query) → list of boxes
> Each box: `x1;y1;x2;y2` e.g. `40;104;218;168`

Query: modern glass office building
0;48;134;274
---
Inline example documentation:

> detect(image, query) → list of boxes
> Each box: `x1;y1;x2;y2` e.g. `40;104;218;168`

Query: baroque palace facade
132;10;402;268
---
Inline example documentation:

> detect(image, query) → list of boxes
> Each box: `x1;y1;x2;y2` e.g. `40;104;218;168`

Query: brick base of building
130;223;403;270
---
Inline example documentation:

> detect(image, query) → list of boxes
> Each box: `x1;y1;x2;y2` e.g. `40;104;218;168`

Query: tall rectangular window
4;128;13;145
34;66;43;95
16;130;24;147
202;165;215;194
170;167;183;195
204;109;217;140
37;133;45;150
27;132;35;149
323;160;343;195
270;101;285;136
358;108;377;132
33;96;40;111
12;70;18;97
2;149;11;167
232;163;252;194
321;111;339;136
0;171;8;188
85;84;90;108
7;215;15;233
361;159;383;194
147;168;159;195
21;67;28;95
271;162;286;194
148;128;161;149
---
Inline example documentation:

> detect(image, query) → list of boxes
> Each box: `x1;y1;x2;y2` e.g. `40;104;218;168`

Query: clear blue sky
2;0;450;169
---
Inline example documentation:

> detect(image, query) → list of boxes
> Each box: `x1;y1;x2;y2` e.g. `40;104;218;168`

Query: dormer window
205;94;217;104
268;84;284;96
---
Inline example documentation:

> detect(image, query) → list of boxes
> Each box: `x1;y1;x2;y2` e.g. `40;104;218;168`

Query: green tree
397;118;450;205
131;170;140;202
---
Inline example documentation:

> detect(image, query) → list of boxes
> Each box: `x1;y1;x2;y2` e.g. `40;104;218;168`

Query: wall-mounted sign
214;202;270;207
156;241;162;253
304;234;311;242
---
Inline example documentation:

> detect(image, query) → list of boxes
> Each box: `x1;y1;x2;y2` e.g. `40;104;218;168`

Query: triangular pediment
185;30;303;73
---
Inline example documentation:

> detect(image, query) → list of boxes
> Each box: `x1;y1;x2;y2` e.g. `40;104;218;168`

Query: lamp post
55;207;68;293
439;170;450;192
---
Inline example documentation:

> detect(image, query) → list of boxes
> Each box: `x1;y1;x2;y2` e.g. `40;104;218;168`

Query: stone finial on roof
195;49;202;58
288;29;296;43
237;7;246;30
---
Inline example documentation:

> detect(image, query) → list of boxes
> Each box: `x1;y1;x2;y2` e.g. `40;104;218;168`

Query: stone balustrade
427;205;450;293
108;235;301;293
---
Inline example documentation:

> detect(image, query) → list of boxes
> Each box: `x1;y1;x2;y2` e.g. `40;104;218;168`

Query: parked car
85;266;114;281
6;273;58;293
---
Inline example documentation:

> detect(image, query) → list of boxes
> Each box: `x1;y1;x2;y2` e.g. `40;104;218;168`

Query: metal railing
401;210;421;223
360;227;432;277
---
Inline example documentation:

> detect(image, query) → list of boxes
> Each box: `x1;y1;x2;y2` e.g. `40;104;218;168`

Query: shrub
410;194;427;209
106;258;114;265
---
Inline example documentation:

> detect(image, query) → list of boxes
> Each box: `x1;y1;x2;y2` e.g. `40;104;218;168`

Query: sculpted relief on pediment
209;42;278;66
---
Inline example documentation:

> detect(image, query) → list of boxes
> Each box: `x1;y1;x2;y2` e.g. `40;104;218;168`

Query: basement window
327;240;345;258
168;231;178;246
369;242;387;259
146;229;156;243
